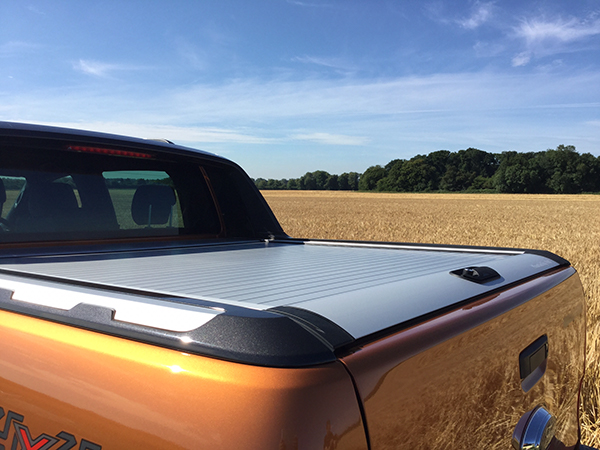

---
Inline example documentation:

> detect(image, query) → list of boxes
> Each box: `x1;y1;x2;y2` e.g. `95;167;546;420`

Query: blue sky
1;1;599;179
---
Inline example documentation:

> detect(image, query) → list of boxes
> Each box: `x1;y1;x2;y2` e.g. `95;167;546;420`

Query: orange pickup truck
0;122;593;450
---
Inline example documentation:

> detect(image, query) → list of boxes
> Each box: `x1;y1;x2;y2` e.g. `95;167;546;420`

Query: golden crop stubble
262;190;600;447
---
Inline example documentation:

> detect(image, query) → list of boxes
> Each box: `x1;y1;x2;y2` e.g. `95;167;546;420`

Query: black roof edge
286;237;570;267
0;288;339;368
0;120;227;167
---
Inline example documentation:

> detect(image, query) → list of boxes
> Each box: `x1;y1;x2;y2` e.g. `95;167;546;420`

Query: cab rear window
0;140;260;244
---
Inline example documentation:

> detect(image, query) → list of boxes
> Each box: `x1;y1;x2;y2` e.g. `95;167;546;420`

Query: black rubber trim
268;305;354;349
339;359;372;450
285;237;570;266
0;289;338;368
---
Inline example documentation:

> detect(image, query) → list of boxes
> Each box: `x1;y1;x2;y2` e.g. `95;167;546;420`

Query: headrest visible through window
131;184;176;226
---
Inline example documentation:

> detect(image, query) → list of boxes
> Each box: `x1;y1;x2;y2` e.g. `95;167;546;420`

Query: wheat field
262;190;600;447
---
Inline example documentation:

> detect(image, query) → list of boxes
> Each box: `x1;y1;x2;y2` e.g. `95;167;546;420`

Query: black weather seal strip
268;306;355;349
287;237;570;267
0;289;338;368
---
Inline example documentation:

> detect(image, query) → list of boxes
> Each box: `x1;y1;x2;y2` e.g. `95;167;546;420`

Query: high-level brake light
67;145;153;159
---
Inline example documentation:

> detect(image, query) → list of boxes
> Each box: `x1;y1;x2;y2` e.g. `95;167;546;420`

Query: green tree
379;157;435;192
346;172;360;191
468;175;494;191
325;174;339;190
299;172;317;190
358;165;386;191
254;178;268;190
424;150;451;190
312;170;331;190
376;159;404;192
493;152;543;193
574;153;600;192
401;158;437;192
538;145;581;194
338;173;350;190
439;148;498;191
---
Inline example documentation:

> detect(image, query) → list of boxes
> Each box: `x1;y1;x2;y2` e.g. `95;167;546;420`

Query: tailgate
341;267;586;449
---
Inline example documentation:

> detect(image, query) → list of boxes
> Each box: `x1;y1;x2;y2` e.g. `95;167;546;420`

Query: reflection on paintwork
324;420;340;449
167;364;186;373
342;268;585;450
0;309;368;449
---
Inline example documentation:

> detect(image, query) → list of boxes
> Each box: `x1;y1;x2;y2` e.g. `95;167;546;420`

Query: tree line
254;171;360;191
104;178;174;189
255;145;600;194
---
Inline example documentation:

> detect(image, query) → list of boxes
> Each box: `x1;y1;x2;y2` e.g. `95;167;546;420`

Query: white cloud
3;69;600;177
292;55;357;73
174;39;209;71
0;41;41;56
423;2;450;25
512;15;600;65
73;60;119;77
515;17;600;44
72;59;150;78
535;59;565;72
286;1;335;8
27;5;45;15
511;52;531;67
458;2;494;30
291;132;368;146
28;122;276;145
9;69;595;126
4;70;600;127
425;2;494;29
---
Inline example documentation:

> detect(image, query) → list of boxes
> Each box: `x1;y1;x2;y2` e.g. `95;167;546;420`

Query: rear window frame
0;135;282;249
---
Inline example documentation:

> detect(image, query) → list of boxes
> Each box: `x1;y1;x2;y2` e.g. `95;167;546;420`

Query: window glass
103;171;184;230
54;176;82;207
0;176;25;217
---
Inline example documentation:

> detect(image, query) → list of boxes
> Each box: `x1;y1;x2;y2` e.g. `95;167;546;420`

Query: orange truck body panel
0;310;367;449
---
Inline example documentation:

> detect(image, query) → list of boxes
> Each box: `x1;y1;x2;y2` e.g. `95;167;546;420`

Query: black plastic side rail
0;288;353;368
292;237;570;266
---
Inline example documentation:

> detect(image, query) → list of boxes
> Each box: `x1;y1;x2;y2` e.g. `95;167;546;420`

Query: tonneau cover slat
0;240;561;338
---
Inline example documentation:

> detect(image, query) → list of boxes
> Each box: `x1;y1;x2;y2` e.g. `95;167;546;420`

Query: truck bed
0;239;568;367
